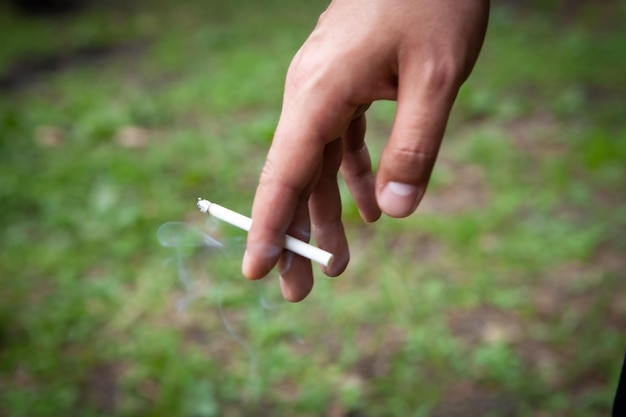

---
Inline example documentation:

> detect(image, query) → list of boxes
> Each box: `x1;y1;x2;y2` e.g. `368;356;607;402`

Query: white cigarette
197;198;334;268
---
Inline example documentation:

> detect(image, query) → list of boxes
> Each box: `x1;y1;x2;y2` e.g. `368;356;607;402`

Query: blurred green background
1;0;625;416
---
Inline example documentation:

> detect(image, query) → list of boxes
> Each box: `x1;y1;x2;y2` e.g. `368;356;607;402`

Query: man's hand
243;0;490;301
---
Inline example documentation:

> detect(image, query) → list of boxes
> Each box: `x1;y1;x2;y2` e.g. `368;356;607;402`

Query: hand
243;0;490;301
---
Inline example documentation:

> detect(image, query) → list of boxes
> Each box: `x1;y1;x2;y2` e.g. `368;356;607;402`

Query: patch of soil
350;325;407;381
418;160;488;215
447;305;526;348
432;382;520;417
0;40;148;92
80;362;121;414
505;112;569;159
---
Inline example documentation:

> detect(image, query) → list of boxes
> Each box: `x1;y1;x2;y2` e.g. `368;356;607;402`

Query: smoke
157;221;224;311
157;221;285;389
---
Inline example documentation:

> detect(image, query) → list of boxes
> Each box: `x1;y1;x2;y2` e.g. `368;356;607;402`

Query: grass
1;0;625;416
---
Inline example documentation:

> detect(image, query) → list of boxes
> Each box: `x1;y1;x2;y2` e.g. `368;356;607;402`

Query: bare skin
243;0;490;301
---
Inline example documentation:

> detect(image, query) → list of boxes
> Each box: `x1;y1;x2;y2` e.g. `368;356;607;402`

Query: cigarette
197;198;334;268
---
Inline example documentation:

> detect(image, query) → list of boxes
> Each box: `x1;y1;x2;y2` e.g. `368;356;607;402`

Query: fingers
340;113;381;223
376;60;460;218
309;139;350;277
253;138;350;303
243;35;360;284
242;71;352;283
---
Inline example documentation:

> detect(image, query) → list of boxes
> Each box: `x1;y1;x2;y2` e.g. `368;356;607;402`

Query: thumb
376;63;459;218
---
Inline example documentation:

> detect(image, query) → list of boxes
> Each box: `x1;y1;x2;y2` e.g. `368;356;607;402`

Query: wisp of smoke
158;221;224;310
157;221;284;389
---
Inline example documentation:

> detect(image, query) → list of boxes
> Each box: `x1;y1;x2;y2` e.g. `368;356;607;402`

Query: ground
0;0;624;416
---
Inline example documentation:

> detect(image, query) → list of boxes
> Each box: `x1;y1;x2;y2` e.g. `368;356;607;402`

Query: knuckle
388;144;437;163
383;145;437;182
419;56;463;94
260;157;307;196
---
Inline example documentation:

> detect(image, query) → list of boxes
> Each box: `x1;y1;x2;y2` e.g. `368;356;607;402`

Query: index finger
241;140;321;279
242;97;350;280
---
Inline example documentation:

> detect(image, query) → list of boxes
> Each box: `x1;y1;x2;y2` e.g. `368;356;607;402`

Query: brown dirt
0;40;148;92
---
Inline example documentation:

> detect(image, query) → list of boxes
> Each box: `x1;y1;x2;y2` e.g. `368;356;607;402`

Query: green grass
1;1;625;416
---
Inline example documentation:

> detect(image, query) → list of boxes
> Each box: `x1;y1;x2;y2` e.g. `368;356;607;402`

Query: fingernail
242;250;253;277
379;181;420;217
242;249;268;280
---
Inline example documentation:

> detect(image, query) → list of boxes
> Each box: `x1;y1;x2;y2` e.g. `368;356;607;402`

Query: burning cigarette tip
197;198;211;213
